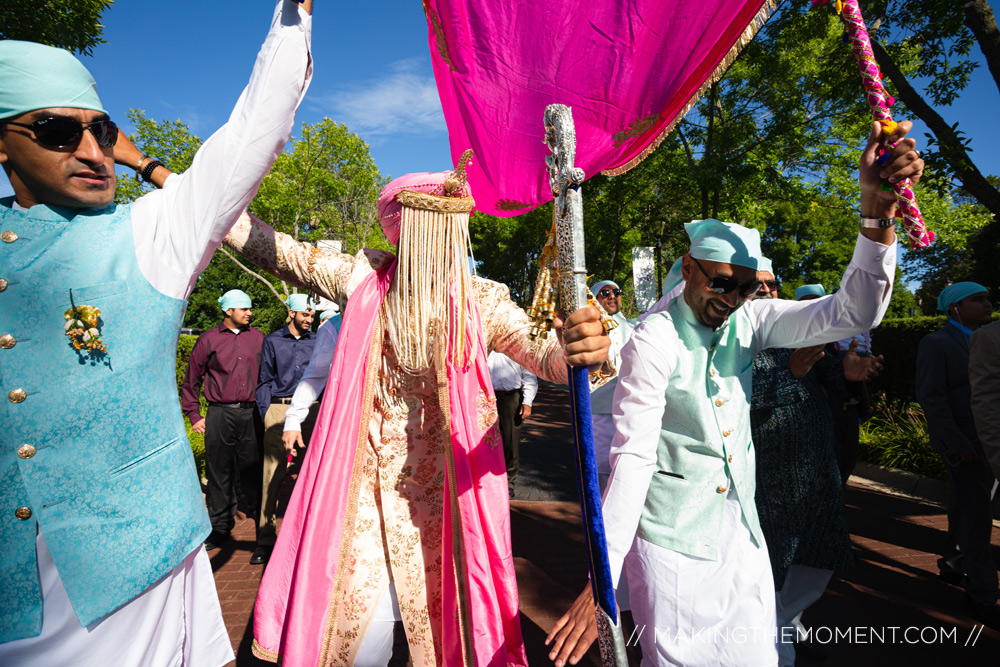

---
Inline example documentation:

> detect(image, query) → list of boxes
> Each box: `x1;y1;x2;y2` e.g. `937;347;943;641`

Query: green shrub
868;315;947;409
177;333;208;475
858;403;947;480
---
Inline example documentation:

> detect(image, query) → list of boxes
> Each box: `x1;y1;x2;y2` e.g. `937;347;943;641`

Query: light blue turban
795;284;826;301
319;309;338;322
0;41;107;119
686;219;762;271
591;280;620;296
285;293;311;312
758;256;774;275
938;282;988;313
218;289;251;311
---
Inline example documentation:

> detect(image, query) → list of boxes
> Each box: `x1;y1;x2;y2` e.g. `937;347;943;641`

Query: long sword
544;103;629;667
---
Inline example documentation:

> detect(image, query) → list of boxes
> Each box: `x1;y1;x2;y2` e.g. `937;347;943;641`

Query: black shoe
795;636;829;661
938;556;965;585
250;545;272;565
965;594;1000;631
204;531;230;551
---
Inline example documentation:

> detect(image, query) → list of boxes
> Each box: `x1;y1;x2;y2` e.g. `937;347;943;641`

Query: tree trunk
871;41;1000;221
218;247;287;306
964;0;1000;92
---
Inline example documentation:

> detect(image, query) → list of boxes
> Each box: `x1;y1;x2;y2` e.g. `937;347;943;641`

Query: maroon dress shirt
181;322;266;424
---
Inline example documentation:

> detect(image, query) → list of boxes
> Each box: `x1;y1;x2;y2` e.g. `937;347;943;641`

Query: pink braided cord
839;0;934;248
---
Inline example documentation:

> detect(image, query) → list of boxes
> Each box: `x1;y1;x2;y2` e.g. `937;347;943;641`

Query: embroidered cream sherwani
225;213;568;664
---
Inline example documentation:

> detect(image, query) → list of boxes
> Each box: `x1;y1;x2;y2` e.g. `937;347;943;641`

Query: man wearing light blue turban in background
915;281;999;629
182;289;266;564
0;2;313;664
550;118;923;666
254;292;317;564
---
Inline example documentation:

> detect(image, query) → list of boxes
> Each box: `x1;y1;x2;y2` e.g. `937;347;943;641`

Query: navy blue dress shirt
256;325;316;420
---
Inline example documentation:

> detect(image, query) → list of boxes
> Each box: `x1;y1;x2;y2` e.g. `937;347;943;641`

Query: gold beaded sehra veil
382;151;478;375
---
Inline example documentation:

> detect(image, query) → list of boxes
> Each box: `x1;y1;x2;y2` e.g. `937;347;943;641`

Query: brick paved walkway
213;383;1000;666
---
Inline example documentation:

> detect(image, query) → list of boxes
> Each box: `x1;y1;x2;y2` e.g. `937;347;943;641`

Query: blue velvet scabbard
567;364;619;623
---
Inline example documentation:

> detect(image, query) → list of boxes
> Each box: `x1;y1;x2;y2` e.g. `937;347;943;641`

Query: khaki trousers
258;401;319;546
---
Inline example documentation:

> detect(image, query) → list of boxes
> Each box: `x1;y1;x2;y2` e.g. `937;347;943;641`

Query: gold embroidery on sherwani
476;391;502;449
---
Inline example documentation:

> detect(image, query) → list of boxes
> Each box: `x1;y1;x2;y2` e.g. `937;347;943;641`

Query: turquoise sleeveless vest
0;199;210;642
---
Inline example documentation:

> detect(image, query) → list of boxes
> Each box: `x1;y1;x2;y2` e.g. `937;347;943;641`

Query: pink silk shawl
252;259;525;667
424;0;774;216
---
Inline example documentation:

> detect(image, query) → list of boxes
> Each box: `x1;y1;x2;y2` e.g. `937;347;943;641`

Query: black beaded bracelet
140;159;164;183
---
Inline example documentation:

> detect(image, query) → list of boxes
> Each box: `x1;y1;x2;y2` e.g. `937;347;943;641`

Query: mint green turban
591;280;620;295
795;284;826;301
938;282;988;313
218;290;251;311
285;293;311;312
686;219;762;271
758;256;774;275
319;310;338;322
0;41;107;120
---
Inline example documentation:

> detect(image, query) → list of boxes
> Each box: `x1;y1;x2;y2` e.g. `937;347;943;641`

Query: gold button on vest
17;444;36;459
15;507;32;520
716;485;727;494
0;334;15;349
1;230;18;243
722;429;731;437
715;398;724;407
0;278;8;291
8;388;26;403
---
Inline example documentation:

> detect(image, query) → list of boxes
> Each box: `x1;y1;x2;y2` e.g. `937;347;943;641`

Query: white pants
0;532;233;667
354;581;403;667
593;413;630;611
624;496;778;666
774;565;833;667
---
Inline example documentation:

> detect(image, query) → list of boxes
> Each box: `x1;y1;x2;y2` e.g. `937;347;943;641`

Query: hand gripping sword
543;103;629;666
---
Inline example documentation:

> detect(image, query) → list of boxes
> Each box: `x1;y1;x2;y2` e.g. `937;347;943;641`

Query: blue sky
2;0;997;202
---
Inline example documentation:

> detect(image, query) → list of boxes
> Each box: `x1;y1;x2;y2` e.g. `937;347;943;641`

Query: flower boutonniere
64;302;109;362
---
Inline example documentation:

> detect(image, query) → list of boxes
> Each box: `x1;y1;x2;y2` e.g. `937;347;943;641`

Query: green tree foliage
115;111;385;333
0;0;113;55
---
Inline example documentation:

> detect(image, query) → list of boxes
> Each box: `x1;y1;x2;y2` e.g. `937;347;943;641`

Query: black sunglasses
758;280;780;292
1;117;118;148
598;288;622;298
691;257;763;298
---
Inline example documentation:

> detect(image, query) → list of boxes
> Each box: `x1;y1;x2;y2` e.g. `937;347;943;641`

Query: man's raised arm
132;0;314;299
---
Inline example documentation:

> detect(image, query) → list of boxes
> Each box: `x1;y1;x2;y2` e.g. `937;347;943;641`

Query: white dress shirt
284;317;340;431
487;351;538;406
603;233;897;586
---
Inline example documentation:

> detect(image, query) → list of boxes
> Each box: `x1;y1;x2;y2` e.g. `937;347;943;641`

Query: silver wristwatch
859;216;895;229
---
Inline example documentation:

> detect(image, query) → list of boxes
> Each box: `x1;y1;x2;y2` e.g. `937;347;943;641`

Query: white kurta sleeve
748;233;897;352
519;366;538;406
601;317;675;587
285;321;339;432
131;0;313;300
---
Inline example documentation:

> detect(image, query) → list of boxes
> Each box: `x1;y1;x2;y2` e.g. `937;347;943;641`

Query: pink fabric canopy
424;0;774;217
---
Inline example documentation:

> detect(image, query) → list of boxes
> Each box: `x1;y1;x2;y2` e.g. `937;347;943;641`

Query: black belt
494;389;521;395
271;397;320;406
208;401;255;409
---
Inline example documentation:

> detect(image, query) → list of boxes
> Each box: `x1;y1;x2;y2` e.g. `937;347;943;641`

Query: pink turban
377;170;473;245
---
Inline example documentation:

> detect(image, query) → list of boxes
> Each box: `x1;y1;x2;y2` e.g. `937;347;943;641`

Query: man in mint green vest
0;2;313;664
547;121;923;666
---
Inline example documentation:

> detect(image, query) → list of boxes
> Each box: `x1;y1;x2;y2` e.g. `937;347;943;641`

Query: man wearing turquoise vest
0;1;313;664
547;121;922;666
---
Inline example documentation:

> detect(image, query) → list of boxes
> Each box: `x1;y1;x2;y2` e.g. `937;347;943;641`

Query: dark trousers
205;404;263;538
495;389;523;494
942;452;999;604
